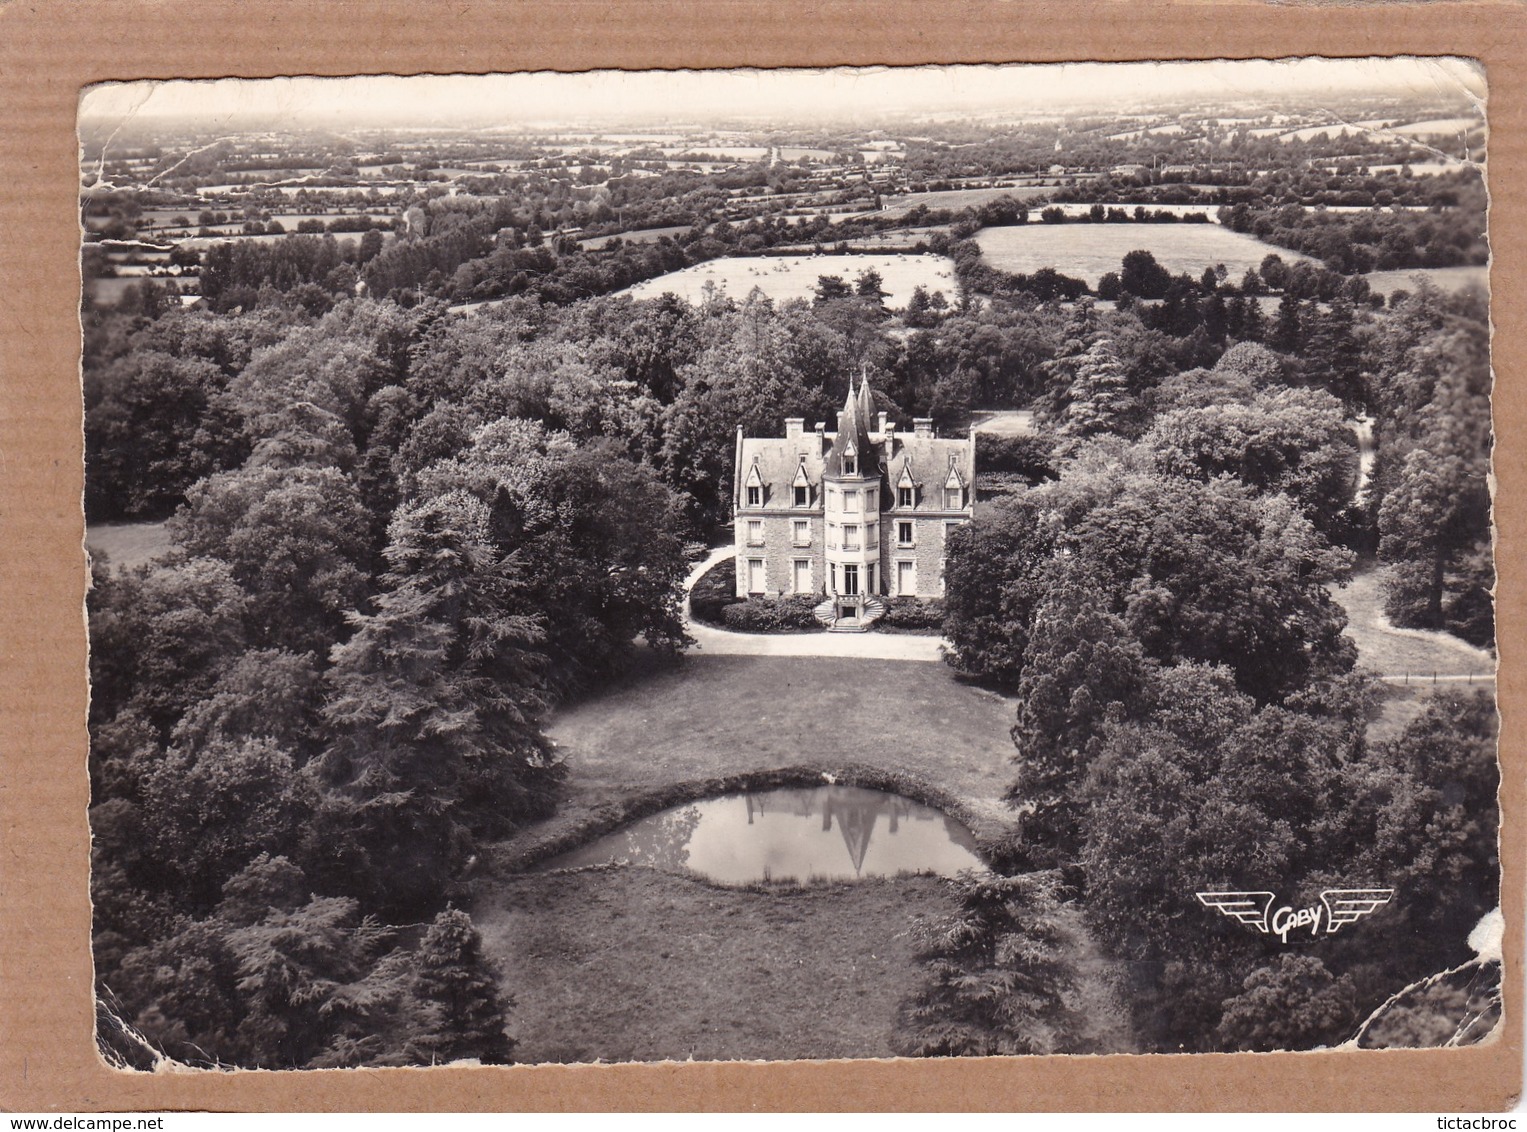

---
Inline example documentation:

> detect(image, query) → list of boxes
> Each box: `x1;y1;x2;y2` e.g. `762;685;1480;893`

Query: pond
539;784;985;884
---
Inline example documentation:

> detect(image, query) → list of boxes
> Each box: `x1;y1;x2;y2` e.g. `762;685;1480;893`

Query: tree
140;735;318;909
813;274;852;302
1377;445;1490;630
410;908;515;1064
1060;338;1142;439
1119;250;1172;300
1145;387;1360;536
315;491;561;912
1216;955;1359;1051
1010;565;1153;863
941;495;1059;688
87;557;250;733
895;874;1087;1056
419;419;692;696
170;464;372;655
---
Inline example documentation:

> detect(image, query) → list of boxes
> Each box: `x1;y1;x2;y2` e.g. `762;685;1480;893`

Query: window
865;488;876;511
945;520;965;542
897;521;914;547
827;523;837;549
747;519;763;546
844;454;857;475
897;560;915;596
867;564;876;595
843;489;859;510
944;487;962;510
746;485;761;507
792;520;810;546
843;524;861;550
793;559;812;594
747;558;765;594
842;563;859;595
866;522;877;546
898;486;914;508
794;484;809;507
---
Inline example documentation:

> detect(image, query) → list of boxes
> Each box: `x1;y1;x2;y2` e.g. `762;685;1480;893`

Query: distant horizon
79;58;1486;134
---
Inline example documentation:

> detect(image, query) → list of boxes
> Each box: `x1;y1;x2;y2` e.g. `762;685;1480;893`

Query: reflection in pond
540;785;985;884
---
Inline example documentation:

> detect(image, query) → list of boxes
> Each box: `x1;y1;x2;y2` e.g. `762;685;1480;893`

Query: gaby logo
1196;890;1393;944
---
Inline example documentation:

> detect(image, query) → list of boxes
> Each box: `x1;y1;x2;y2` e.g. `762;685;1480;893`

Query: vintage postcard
76;59;1500;1066
0;2;1520;1112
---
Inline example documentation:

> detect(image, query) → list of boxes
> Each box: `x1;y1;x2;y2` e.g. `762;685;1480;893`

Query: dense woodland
87;149;1494;1065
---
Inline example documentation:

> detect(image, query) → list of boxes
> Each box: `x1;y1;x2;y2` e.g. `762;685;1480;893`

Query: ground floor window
896;559;915;595
747;557;765;594
843;563;859;596
792;558;812;594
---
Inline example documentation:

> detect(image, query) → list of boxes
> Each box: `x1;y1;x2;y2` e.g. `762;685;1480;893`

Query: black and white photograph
78;59;1500;1071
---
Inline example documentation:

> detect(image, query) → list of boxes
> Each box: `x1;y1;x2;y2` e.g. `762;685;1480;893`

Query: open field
874;185;1055;219
1362;266;1488;298
472;867;952;1063
973;223;1312;286
85;521;173;571
622;253;957;307
578;224;691;250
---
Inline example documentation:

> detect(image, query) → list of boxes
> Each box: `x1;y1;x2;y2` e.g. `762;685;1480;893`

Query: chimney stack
785;417;804;438
913;417;934;438
877;411;888;434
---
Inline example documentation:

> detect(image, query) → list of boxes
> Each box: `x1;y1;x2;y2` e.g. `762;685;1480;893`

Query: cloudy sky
79;58;1485;131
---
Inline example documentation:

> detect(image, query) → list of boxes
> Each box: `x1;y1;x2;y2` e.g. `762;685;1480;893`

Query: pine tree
1060;338;1141;439
315;491;561;910
410;908;515;1064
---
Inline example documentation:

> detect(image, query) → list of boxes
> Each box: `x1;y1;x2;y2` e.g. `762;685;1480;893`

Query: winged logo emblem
1197;888;1392;943
1195;891;1276;934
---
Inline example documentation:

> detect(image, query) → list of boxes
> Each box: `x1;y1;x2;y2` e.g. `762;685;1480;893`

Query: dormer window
744;459;765;508
943;456;966;511
792;458;811;508
897;460;917;509
844;453;857;476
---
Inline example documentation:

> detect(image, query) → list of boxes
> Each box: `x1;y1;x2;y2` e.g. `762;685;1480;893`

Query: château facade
732;376;975;624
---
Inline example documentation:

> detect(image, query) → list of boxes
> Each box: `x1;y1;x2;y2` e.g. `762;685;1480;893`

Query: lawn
621;253;957;307
85;521;173;571
554;653;1015;814
1333;567;1495;680
973;223;1312;287
472;867;954;1064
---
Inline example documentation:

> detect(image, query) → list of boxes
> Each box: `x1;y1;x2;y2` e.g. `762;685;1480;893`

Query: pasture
874;184;1055;219
622;253;957;307
1361;265;1488;298
973;223;1311;286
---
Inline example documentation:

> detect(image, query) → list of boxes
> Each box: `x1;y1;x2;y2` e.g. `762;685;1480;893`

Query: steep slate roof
824;377;875;478
735;374;975;510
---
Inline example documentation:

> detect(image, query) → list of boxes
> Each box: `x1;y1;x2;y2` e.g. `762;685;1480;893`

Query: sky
78;58;1486;131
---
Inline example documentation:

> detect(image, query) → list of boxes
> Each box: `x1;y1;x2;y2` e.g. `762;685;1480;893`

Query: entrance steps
814;596;886;632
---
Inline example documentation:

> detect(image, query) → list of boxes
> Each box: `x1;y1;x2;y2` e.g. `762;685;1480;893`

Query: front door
842;564;859;596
